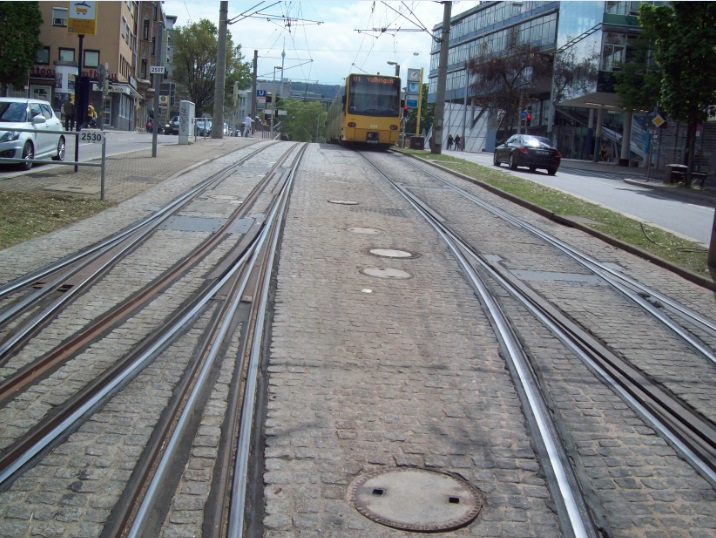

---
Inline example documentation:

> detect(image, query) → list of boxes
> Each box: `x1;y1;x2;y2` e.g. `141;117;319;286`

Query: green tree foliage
0;2;42;96
170;19;251;115
613;30;661;112
281;99;326;142
638;2;716;177
404;83;433;137
466;42;552;133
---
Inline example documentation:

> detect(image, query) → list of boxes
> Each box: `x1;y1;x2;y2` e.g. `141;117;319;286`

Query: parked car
0;98;65;170
167;115;180;135
493;134;561;175
195;119;212;136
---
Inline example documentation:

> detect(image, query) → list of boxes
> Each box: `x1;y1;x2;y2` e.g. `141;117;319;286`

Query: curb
400;152;716;292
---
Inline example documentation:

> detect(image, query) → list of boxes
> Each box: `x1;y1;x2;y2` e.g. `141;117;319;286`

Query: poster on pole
68;1;98;35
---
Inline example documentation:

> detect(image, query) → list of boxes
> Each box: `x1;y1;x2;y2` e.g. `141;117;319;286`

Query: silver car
0;98;66;170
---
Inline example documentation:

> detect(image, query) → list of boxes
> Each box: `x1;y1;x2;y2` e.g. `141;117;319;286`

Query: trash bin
409;136;425;149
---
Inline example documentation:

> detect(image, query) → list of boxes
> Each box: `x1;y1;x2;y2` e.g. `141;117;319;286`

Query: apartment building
31;1;167;131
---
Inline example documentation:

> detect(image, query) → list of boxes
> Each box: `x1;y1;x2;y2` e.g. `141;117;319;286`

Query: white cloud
161;1;479;86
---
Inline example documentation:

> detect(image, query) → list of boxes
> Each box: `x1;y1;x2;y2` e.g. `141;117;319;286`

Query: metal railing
0;126;107;200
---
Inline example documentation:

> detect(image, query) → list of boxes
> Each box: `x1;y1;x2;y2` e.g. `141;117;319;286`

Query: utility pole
432;1;451;155
212;1;228;138
252;50;258;121
151;23;163;156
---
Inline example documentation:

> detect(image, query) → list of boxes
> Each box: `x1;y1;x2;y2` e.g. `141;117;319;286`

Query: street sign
257;90;267;97
68;1;97;35
150;66;165;75
406;97;419;108
652;114;665;128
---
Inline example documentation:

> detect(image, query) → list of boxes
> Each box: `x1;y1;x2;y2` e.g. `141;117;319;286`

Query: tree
613;29;661;113
0;2;43;96
638;2;716;184
466;42;552;135
170;19;251;115
281;99;326;142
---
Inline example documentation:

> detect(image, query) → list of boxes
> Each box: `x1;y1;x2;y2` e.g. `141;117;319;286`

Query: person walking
447;134;454;150
455;134;462;151
86;103;97;128
243;114;253;137
62;99;74;131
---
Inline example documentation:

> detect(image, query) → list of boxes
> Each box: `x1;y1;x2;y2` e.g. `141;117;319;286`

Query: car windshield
0;102;28;123
523;136;552;148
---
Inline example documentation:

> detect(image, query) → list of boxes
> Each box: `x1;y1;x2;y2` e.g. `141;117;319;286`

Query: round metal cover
350;468;481;532
360;267;412;279
368;248;418;259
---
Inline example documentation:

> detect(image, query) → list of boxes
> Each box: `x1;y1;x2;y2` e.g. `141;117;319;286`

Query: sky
160;1;480;87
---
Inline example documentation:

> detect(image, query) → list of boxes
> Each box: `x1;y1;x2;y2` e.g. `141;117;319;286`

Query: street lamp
270;66;283;137
386;61;400;77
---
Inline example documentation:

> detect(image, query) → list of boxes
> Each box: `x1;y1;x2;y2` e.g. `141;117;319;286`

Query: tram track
361;151;716;534
0;142;305;499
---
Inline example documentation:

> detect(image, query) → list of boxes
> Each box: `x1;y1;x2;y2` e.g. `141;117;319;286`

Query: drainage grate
348;207;407;218
350;468;481;532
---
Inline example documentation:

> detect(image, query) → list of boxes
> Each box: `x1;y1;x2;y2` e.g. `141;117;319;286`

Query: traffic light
526;106;532;127
403;105;408;115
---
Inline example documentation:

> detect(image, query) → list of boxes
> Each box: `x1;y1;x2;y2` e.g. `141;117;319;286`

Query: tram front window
348;80;400;116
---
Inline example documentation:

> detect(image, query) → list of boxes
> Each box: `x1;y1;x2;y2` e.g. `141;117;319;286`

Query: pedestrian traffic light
526;106;532;127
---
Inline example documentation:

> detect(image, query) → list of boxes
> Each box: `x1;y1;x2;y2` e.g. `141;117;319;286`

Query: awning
107;83;143;100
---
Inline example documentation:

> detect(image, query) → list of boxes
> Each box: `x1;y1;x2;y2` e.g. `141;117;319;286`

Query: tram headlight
389;125;398;131
347;122;356;128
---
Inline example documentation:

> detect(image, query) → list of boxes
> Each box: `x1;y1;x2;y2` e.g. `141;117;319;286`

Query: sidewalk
0;136;257;203
443;149;716;205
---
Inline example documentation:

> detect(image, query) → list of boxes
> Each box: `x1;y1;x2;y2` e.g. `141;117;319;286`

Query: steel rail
121;143;306;538
362;155;597;538
408;160;716;363
226;145;305;538
0;142;276;304
0;144;299;488
0;144;296;400
377;156;716;483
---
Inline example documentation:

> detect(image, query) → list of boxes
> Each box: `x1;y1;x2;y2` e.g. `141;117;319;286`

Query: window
36;47;50;65
84;50;99;68
153;4;158;20
143;18;149;40
59;48;75;63
141;58;147;79
40;104;54;119
52;7;67;27
29;103;43;119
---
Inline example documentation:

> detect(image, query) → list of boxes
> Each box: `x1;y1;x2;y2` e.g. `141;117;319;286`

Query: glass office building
428;1;663;163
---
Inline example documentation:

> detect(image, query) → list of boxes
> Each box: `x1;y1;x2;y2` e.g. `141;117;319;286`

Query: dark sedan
493;134;561;175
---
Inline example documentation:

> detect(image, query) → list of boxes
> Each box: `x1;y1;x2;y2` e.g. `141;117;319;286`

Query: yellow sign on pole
68;1;97;35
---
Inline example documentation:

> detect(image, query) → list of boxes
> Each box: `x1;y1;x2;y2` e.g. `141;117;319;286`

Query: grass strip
398;149;710;275
0;191;114;250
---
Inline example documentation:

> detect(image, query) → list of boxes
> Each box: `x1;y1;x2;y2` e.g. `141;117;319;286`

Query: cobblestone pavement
0;141;714;537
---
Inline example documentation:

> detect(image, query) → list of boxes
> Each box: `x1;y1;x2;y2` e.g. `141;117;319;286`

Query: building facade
428;1;715;170
26;1;168;132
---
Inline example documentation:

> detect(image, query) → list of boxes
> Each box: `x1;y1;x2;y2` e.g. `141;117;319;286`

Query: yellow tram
325;73;402;150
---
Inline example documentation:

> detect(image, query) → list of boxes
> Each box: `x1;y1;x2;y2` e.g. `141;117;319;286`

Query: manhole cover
360;267;412;279
350;468;481;532
368;248;419;259
328;199;359;205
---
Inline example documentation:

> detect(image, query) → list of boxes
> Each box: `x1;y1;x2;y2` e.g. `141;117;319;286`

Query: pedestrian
455;134;462;151
447;134;454;150
87;103;96;128
62;99;74;131
243;114;253;137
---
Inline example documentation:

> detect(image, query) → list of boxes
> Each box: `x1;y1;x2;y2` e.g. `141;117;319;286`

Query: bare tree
467;42;552;135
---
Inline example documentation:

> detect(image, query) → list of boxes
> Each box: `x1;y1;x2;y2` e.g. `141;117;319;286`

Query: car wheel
547;167;557;176
20;141;34;170
52;136;66;161
529;165;536;172
493;152;500;166
508;153;518;170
